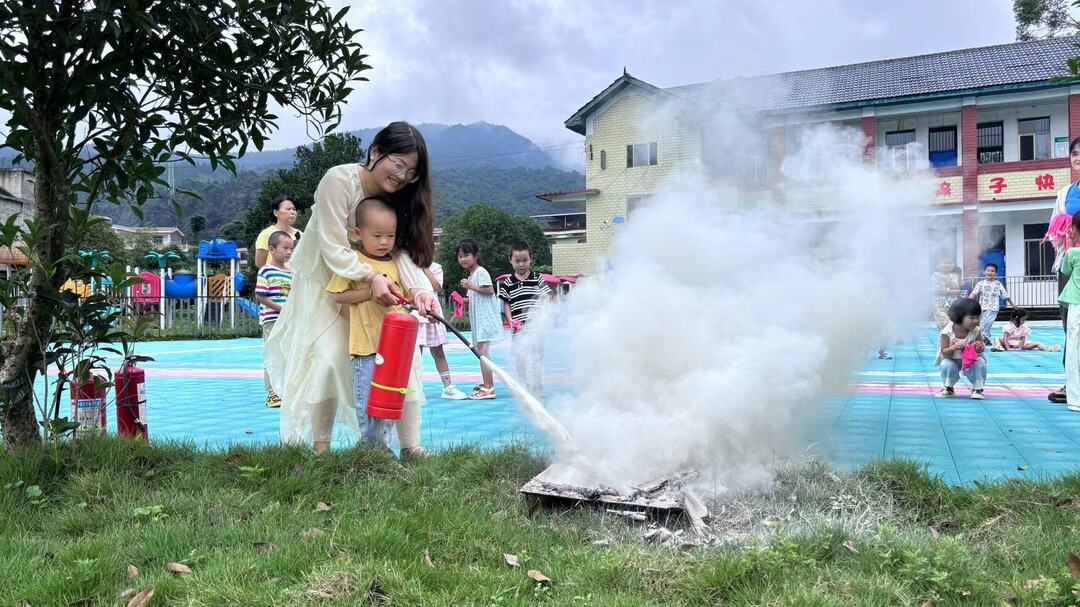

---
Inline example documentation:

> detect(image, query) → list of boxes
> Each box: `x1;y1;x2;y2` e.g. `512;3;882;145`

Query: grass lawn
4;439;1080;606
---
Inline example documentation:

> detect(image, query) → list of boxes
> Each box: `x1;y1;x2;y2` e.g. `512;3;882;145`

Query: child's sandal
468;386;496;400
400;446;430;460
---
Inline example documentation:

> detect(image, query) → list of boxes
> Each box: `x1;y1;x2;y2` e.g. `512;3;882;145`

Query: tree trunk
0;156;72;449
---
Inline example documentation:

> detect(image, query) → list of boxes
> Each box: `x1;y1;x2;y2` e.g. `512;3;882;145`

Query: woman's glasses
387;156;419;184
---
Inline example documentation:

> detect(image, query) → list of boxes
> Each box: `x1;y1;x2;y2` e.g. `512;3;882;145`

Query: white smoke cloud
535;105;937;494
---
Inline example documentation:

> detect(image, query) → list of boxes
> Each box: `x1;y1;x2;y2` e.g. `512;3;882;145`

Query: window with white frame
884;130;916;171
1024;223;1055;276
626;142;658;168
1018;117;1050;161
627;194;655;216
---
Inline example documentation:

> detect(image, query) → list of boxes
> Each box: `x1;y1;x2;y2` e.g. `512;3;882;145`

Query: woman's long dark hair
366;122;434;267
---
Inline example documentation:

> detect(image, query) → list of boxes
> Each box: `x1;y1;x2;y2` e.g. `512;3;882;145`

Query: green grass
3;441;1080;606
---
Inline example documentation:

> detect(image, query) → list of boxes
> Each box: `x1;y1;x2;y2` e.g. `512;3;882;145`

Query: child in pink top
992;309;1059;352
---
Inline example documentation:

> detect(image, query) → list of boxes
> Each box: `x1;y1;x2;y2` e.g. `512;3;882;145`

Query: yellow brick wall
582;93;701;269
978;167;1069;201
551;242;592;276
933;175;964;204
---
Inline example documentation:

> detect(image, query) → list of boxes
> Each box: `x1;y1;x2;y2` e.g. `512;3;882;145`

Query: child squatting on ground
969;262;1014;343
498;241;550;397
937;298;988;400
457;237;502;400
991;308;1059;352
1059;212;1080;413
325;197;426;454
255;231;294;408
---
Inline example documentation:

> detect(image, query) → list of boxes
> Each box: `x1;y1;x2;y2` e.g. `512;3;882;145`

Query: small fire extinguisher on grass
70;374;108;440
116;358;148;440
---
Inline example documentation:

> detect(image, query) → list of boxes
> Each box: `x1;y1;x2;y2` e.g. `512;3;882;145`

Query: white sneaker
970;389;985;400
441;384;468;400
1068;404;1080;412
936;387;954;398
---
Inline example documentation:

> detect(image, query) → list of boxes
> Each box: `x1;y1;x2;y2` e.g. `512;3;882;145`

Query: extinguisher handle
400;293;484;361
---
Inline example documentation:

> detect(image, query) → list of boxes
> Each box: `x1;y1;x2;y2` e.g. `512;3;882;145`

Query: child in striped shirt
255;231;294;408
498;241;551;397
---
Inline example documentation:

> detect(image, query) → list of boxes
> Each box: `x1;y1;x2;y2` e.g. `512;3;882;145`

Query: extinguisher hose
394;295;483;361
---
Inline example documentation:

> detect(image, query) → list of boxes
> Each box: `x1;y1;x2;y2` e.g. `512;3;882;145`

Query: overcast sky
262;0;1018;167
0;1;1021;169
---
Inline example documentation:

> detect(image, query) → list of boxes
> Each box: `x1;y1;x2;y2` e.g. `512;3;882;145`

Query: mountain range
76;122;584;232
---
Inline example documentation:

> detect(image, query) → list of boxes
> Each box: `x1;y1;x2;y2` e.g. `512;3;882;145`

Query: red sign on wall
1035;173;1055;191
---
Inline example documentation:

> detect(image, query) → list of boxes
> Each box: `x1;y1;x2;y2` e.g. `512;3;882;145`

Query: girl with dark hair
1058;212;1080;412
992;308;1058;352
254;196;302;268
1044;136;1080;403
457;237;502;399
937;298;987;399
265;122;440;453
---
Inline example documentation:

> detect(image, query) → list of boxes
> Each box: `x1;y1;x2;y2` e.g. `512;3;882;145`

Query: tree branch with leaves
0;0;370;447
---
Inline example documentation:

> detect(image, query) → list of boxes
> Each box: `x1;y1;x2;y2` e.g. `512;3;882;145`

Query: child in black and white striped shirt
498;242;551;396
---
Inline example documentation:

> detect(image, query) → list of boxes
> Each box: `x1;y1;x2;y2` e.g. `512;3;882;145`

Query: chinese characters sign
977;168;1069;201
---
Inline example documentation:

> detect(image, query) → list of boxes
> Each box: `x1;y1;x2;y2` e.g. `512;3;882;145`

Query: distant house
0;168;34;276
113;225;187;248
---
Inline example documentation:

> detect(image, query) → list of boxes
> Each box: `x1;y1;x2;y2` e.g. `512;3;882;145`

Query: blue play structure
194;238;256;326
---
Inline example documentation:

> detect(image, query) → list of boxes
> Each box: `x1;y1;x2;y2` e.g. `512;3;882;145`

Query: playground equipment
144;250;181;330
195;238;246;329
125;238;253;331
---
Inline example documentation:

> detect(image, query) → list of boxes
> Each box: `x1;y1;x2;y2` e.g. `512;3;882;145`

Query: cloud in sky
258;0;1016;163
0;1;1019;168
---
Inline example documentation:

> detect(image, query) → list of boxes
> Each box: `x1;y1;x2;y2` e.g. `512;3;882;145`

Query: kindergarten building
546;36;1080;303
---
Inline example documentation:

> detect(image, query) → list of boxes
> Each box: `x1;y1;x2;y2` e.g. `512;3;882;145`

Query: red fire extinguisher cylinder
116;364;148;440
70;375;108;438
366;312;419;420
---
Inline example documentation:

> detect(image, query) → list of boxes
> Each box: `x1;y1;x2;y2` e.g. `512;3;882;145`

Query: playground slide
236;298;260;319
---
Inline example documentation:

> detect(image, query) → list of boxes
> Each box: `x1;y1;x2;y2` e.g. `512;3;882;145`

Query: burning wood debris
519;466;712;544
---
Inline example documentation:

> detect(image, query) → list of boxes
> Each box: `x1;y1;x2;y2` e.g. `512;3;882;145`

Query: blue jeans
352;355;393;453
940;356;986;390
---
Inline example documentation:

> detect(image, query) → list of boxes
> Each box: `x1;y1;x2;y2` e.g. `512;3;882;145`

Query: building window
1018;117;1051;161
1024;223;1055;275
600;150;606;170
977;122;1004;164
152;236;165;245
588;144;593;161
627;194;655;216
884;130;915;171
928;126;957;168
626;142;658;168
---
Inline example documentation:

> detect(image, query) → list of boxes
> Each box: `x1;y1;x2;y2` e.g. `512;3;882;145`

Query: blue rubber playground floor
43;321;1080;486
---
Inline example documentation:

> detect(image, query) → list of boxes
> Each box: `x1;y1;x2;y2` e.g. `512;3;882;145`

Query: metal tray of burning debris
519;465;710;530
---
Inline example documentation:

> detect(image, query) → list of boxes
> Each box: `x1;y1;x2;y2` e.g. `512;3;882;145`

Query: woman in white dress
265;122;439;454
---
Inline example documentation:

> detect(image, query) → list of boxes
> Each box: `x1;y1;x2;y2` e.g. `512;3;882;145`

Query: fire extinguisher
70;374;107;439
366;312;419;420
116;360;148;440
